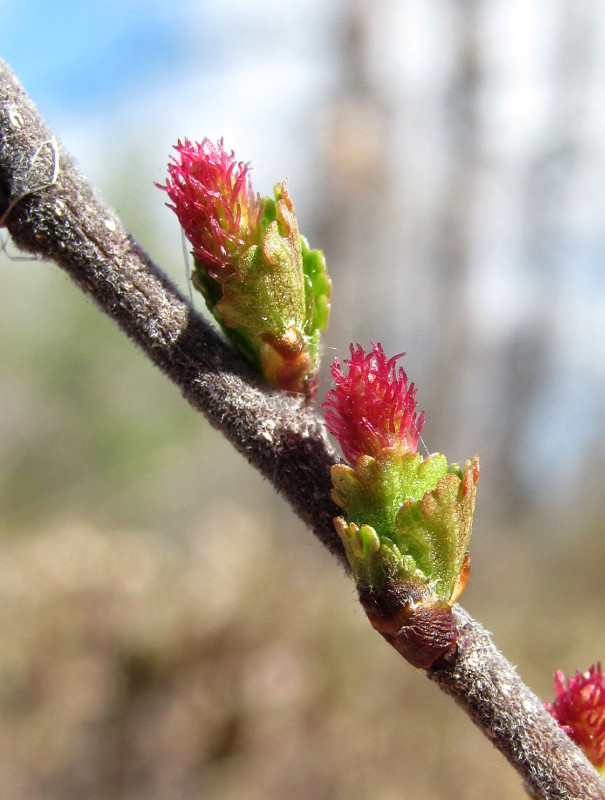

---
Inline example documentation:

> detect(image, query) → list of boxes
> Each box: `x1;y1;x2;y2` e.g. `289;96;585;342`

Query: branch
0;60;345;569
1;60;603;800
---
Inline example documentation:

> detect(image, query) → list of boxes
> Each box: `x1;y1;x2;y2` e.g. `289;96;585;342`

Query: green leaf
331;452;479;597
198;182;330;397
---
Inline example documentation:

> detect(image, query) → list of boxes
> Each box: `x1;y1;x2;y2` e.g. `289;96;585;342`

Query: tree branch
1;59;603;800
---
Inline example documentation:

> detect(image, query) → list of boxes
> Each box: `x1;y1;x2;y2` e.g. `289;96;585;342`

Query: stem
0;59;344;567
1;59;603;800
430;607;605;799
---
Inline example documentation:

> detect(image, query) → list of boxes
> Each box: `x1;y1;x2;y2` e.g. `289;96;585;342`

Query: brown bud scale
358;579;458;669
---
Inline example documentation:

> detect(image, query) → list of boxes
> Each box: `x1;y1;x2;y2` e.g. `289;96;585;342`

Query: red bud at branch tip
546;663;605;772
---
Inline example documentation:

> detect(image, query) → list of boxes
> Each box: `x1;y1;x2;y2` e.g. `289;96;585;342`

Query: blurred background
1;1;605;797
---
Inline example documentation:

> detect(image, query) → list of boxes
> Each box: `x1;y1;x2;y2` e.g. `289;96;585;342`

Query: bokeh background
1;1;605;798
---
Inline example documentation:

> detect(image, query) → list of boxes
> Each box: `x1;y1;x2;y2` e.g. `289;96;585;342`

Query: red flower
545;663;605;769
322;342;425;464
159;138;262;281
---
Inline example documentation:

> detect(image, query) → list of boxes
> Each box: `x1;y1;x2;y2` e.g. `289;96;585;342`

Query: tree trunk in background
496;1;597;516
425;0;482;459
316;0;392;349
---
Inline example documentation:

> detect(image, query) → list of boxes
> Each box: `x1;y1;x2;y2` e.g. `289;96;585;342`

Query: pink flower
545;663;605;769
159;138;262;281
322;342;425;464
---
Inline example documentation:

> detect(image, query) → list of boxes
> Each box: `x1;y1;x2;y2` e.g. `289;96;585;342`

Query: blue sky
1;0;189;117
0;0;338;211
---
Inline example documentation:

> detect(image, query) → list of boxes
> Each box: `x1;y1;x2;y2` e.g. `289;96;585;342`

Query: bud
546;663;605;774
322;343;479;667
160;139;331;399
